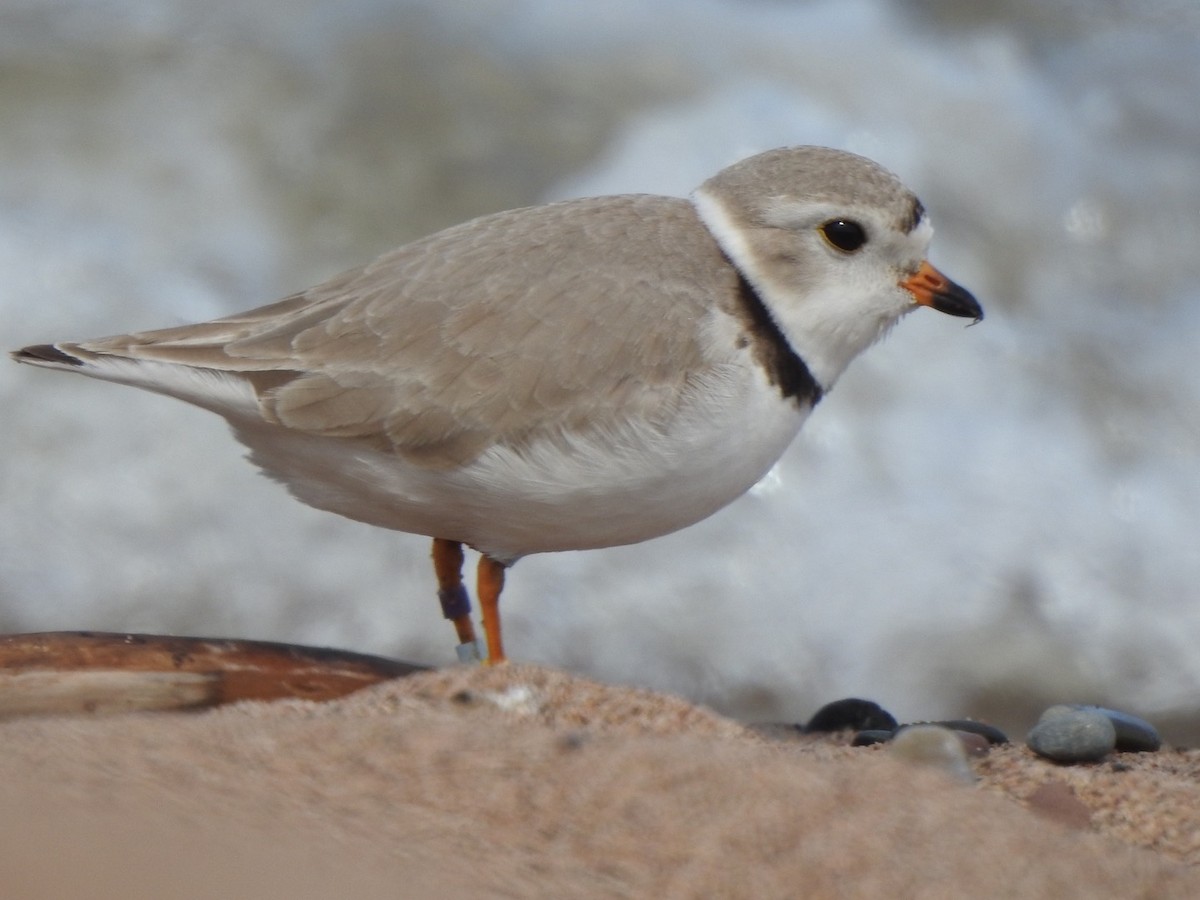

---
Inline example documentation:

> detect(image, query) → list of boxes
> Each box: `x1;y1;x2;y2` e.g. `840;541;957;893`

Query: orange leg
477;555;508;665
431;538;477;647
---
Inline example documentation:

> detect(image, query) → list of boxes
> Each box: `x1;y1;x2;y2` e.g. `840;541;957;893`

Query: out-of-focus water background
2;0;1198;737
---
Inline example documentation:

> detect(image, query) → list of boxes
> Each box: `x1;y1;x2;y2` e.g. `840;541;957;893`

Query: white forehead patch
908;213;935;254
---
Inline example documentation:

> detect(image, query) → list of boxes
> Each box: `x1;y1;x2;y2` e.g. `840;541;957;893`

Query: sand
1;663;1197;899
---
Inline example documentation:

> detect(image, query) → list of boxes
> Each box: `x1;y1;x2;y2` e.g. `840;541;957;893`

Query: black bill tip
902;261;983;324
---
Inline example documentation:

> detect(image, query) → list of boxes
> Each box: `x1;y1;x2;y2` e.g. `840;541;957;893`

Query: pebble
850;727;994;758
889;725;976;782
851;729;895;747
954;731;993;757
928;719;1009;745
1064;705;1161;752
1027;707;1116;762
798;698;1158;766
804;698;897;734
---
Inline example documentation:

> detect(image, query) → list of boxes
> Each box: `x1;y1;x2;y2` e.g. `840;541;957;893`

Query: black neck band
735;274;824;407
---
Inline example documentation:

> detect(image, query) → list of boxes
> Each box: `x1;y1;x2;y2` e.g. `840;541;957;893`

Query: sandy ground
1;663;1197;899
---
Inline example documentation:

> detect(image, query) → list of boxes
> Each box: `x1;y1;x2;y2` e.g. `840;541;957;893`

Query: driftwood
0;631;425;718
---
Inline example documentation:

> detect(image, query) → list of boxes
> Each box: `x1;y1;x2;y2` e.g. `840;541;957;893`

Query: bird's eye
819;220;867;253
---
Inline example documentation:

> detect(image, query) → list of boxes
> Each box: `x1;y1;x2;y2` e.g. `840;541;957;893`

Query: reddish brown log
0;632;425;717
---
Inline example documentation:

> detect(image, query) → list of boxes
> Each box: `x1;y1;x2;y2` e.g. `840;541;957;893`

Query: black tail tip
11;344;83;366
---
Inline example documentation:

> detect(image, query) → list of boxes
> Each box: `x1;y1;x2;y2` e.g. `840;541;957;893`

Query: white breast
232;319;811;563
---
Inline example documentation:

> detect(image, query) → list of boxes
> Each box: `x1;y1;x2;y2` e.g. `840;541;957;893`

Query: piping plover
12;146;981;664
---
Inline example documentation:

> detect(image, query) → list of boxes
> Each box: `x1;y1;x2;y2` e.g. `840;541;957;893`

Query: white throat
692;187;905;390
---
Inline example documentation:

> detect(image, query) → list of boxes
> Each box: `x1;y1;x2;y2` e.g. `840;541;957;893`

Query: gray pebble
890;724;976;782
1027;707;1116;762
1065;705;1161;752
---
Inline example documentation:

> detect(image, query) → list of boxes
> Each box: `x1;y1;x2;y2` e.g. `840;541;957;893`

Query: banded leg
431;538;484;662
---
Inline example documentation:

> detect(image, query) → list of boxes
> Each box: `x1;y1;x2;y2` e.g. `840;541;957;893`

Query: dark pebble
1065;705;1161;752
1027;707;1116;763
805;698;898;734
927;719;1009;745
557;731;589;752
851;729;896;747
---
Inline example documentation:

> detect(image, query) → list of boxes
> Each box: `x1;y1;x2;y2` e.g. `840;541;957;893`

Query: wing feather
76;195;741;467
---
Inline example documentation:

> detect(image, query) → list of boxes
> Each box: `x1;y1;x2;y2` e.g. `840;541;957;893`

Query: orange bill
903;260;983;322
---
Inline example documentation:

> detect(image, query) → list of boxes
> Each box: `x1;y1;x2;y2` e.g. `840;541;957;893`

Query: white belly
235;364;810;562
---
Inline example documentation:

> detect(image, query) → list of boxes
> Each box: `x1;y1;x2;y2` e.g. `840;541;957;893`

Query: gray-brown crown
699;146;925;234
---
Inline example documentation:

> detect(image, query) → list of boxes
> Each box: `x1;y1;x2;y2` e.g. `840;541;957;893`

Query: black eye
820;219;867;253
